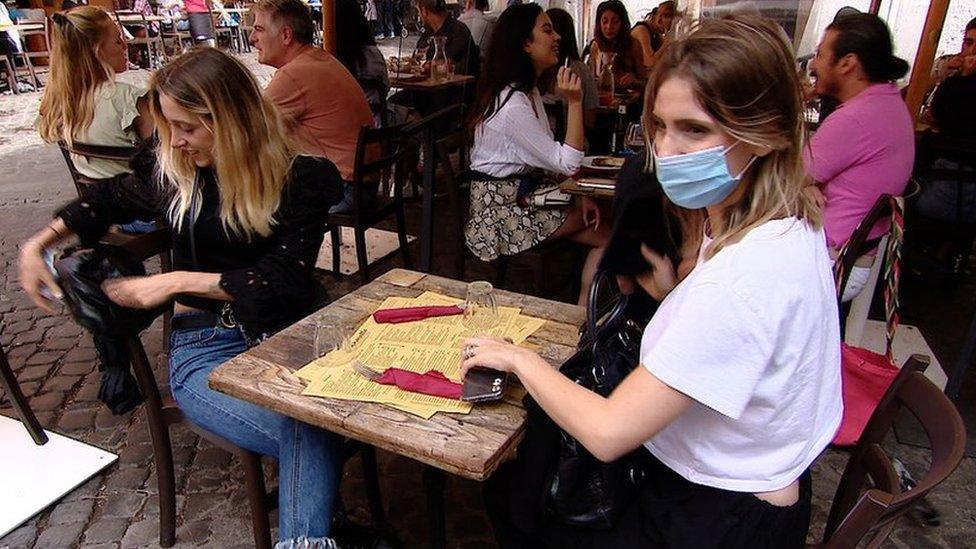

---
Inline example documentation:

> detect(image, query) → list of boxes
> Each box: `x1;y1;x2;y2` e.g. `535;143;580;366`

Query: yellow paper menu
295;291;547;418
301;363;472;418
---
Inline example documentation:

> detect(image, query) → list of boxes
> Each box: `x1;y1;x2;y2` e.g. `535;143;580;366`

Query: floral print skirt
464;177;569;262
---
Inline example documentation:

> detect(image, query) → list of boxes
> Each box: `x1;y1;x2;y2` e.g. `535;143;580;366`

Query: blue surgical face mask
652;142;756;209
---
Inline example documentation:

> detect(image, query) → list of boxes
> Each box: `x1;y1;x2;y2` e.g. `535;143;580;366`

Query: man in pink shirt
250;0;376;213
806;13;914;268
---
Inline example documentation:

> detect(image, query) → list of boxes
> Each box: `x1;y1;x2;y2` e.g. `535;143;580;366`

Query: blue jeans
169;317;340;544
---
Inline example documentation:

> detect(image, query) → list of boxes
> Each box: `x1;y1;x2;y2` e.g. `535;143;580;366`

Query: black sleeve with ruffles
218;156;343;339
55;139;168;242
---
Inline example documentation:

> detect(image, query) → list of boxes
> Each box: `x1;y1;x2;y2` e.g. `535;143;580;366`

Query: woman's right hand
634;245;677;300
556;66;582;104
18;240;62;314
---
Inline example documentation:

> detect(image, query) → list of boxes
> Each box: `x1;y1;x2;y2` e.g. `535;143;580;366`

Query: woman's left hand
102;273;177;309
460;336;544;379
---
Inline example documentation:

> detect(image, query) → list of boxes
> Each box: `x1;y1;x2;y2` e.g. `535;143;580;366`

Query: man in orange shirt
250;0;375;213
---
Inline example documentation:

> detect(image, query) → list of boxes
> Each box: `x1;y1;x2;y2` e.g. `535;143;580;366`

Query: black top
57;154;343;339
601;151;684;276
931;73;976;141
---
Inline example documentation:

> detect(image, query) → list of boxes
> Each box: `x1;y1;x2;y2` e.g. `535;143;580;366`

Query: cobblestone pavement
1;49;975;548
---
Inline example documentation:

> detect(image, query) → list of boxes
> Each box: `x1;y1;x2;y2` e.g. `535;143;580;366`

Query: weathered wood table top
209;269;583;481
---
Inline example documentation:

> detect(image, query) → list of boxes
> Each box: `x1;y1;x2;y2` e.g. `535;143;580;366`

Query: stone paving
0;49;975;549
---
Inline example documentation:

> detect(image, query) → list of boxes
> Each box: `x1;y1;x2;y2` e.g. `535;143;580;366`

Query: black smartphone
461;367;507;403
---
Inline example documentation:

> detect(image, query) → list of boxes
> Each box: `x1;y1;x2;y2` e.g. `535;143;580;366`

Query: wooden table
2;23;44;33
209;269;583;546
560;176;617;200
390;73;474;91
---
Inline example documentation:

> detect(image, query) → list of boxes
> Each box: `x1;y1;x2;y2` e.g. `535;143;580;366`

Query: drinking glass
625;122;645;151
313;314;352;360
462;281;499;336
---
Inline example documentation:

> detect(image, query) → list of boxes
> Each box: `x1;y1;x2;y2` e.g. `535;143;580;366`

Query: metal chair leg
330;225;341;277
355;227;370;285
0;345;48;445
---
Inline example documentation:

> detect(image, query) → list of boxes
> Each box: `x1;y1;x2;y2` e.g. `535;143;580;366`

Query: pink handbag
831;196;904;446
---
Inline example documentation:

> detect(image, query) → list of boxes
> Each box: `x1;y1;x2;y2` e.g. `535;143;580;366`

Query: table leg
420;126;436;273
423;465;446;549
0;345;48;445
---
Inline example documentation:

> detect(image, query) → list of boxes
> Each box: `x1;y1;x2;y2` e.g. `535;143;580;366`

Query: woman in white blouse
466;2;611;306
464;16;842;548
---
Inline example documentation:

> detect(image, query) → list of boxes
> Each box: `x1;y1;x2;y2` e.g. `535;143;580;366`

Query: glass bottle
431;36;449;82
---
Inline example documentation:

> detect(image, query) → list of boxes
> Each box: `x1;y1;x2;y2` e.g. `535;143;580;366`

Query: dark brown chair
57;141;141;196
326;123;413;284
104;230;388;548
814;354;966;548
434;128;469;279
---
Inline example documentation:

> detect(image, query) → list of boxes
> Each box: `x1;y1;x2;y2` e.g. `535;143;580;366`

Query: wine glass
625;122;645;151
462;281;499;336
312;314;352;362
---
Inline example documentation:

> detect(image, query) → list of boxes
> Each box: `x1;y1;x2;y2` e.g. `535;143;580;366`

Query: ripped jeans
169;317;340;546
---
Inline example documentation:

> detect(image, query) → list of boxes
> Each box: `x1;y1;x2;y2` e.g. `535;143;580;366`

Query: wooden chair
834;193;896;342
16;8;50;72
158;17;193;58
815;355;966;547
0;51;40;93
237;4;254;53
102;226;388;547
114;10;165;68
326;123;413;284
434;128;469;279
209;4;244;52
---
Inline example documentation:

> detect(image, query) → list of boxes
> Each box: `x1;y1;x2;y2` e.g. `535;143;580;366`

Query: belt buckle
218;304;238;329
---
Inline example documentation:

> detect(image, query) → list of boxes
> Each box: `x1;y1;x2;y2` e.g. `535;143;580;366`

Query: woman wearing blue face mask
463;15;842;548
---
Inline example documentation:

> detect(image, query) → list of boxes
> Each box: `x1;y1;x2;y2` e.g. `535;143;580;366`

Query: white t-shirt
470;85;584;178
640;217;843;493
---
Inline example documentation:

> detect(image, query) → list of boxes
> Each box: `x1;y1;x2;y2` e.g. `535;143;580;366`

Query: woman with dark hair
543;7;597;130
587;0;645;90
336;0;389;122
466;3;611;306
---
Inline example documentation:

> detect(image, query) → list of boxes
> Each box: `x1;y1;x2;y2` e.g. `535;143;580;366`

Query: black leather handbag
541;270;651;530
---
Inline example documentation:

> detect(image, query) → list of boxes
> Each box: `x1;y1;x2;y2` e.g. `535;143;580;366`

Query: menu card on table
295;291;546;419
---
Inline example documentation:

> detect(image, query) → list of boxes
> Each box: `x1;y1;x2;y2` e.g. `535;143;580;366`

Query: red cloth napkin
372;368;463;400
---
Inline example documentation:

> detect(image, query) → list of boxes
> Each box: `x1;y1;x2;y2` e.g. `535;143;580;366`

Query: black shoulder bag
540;270;651;530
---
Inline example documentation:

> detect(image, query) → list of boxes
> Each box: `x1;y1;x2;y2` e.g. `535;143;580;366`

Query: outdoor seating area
1;0;975;548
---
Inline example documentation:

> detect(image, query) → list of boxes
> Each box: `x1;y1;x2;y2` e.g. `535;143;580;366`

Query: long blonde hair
643;15;819;259
38;7;117;145
149;48;295;239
